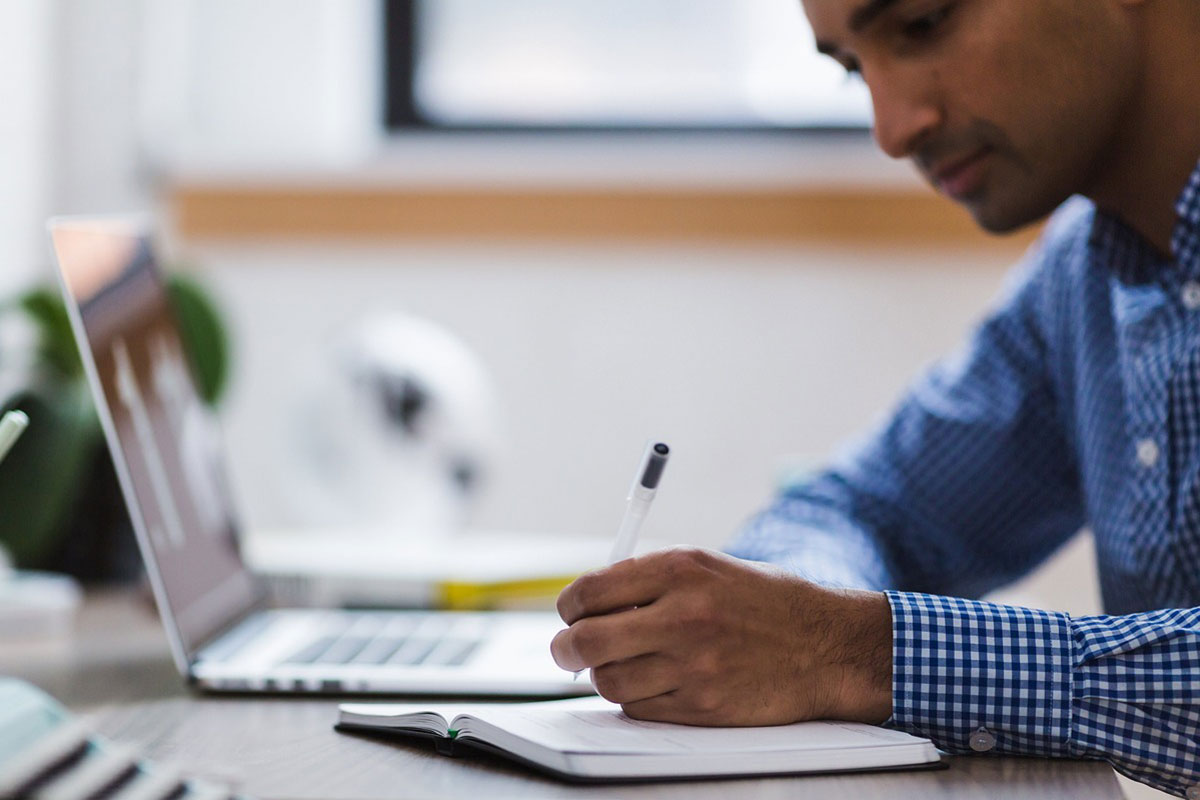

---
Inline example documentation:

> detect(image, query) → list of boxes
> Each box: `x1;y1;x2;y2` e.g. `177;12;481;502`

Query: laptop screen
50;219;260;662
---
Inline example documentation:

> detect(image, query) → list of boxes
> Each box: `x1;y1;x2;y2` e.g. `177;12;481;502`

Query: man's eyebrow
815;0;903;56
848;0;902;33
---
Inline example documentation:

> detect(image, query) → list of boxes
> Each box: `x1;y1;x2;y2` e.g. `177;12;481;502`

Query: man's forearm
726;498;896;591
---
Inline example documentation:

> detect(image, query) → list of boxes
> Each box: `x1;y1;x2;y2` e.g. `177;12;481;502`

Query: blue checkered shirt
728;160;1200;797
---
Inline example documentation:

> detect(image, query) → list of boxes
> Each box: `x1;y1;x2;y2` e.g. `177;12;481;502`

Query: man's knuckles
667;588;723;632
591;664;641;703
557;571;605;623
657;546;718;579
690;648;723;682
555;619;625;669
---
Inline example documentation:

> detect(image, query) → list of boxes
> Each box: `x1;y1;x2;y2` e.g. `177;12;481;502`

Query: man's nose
867;72;942;160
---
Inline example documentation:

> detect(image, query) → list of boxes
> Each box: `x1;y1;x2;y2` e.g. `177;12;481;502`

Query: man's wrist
823;589;894;723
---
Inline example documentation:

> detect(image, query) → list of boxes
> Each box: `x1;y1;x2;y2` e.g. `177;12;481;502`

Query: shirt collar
1170;155;1200;275
1089;155;1200;286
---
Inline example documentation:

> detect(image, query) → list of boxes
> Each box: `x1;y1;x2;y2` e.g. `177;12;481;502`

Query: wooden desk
1;589;1127;800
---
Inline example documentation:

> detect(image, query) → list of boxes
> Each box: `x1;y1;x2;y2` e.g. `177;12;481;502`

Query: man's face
801;0;1143;232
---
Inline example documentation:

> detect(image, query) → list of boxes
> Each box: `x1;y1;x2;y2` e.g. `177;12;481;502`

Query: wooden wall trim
170;185;1039;250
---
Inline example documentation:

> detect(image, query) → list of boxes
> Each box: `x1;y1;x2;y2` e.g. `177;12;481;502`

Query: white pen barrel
609;491;653;563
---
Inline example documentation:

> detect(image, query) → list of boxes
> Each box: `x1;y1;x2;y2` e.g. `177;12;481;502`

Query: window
385;0;872;131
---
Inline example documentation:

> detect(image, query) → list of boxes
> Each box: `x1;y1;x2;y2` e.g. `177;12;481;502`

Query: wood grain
170;185;1042;250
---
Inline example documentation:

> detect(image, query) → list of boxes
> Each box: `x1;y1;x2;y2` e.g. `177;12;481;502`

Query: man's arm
727;246;1085;597
552;211;1200;792
552;552;1200;796
551;548;893;726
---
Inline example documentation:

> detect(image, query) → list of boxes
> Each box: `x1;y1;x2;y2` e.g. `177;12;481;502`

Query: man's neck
1086;2;1200;256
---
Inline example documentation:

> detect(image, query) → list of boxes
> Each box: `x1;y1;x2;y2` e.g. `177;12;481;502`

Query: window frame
382;0;871;136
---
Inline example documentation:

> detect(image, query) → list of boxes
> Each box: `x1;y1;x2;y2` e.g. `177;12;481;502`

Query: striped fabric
728;160;1200;797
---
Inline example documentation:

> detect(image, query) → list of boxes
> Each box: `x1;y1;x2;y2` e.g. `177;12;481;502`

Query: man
549;0;1200;796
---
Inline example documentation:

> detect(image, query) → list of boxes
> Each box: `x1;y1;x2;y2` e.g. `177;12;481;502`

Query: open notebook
336;696;942;782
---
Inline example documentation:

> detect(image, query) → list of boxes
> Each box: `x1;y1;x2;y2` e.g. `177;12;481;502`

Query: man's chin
962;195;1058;236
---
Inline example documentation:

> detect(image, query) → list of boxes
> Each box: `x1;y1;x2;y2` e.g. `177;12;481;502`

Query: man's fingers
620;688;737;726
618;691;693;724
590;653;679;705
550;606;663;671
556;550;689;624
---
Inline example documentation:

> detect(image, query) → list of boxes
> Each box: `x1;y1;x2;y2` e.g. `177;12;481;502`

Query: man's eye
902;4;954;40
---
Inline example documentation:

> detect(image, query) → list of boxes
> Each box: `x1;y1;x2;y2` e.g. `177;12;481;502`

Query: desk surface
1;589;1127;800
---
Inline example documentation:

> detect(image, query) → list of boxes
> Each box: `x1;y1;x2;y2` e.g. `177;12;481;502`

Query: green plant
0;272;230;569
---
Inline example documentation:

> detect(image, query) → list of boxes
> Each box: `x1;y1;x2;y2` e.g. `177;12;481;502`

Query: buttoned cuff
885;591;1075;757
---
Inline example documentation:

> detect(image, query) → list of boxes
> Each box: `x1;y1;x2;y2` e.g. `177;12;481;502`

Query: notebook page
458;697;930;755
339;703;481;737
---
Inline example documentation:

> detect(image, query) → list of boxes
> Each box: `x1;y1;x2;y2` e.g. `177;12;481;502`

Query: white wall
182;238;1110;623
44;0;153;223
139;0;381;169
46;0;380;221
194;241;1005;541
0;2;53;294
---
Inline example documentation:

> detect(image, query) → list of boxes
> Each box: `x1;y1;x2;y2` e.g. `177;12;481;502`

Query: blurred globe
279;313;499;537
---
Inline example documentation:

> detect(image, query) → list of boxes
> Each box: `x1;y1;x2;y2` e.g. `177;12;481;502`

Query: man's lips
929;147;993;200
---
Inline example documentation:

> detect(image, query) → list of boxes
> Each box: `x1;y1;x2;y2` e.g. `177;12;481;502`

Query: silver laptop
48;216;591;697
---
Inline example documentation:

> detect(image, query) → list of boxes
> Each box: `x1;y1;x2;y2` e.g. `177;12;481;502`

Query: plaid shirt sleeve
887;592;1200;797
727;247;1085;598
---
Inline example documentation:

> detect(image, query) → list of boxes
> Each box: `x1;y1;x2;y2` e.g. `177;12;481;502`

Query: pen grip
608;496;651;564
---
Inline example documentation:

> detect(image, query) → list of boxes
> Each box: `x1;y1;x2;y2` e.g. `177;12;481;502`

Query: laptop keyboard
278;613;485;669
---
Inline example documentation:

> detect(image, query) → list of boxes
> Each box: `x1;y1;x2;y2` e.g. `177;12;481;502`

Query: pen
575;441;670;681
0;410;29;466
609;441;670;563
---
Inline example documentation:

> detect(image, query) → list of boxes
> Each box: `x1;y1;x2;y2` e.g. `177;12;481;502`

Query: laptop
48;216;592;697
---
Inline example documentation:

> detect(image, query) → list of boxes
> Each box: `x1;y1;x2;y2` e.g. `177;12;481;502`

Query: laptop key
280;635;337;665
349;637;408;665
437;639;481;668
379;616;421;639
314;636;371;664
386;638;439;666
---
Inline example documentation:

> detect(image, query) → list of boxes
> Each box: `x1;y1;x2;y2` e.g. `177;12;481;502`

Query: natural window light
406;0;872;129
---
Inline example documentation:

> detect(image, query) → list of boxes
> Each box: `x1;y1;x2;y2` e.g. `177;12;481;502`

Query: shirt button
1183;281;1200;310
968;727;996;752
1136;439;1160;467
1186;784;1200;800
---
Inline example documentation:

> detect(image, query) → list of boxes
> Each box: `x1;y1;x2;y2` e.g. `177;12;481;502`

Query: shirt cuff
885;591;1075;757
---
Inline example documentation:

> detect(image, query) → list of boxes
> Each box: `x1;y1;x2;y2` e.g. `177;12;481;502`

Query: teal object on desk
0;678;254;799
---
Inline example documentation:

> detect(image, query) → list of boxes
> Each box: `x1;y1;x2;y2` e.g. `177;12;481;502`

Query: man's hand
551;547;893;726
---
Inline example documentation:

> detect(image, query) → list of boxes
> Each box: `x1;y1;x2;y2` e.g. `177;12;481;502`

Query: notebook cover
335;722;949;784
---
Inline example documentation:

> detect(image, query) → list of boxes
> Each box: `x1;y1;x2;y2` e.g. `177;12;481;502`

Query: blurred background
0;1;1099;619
